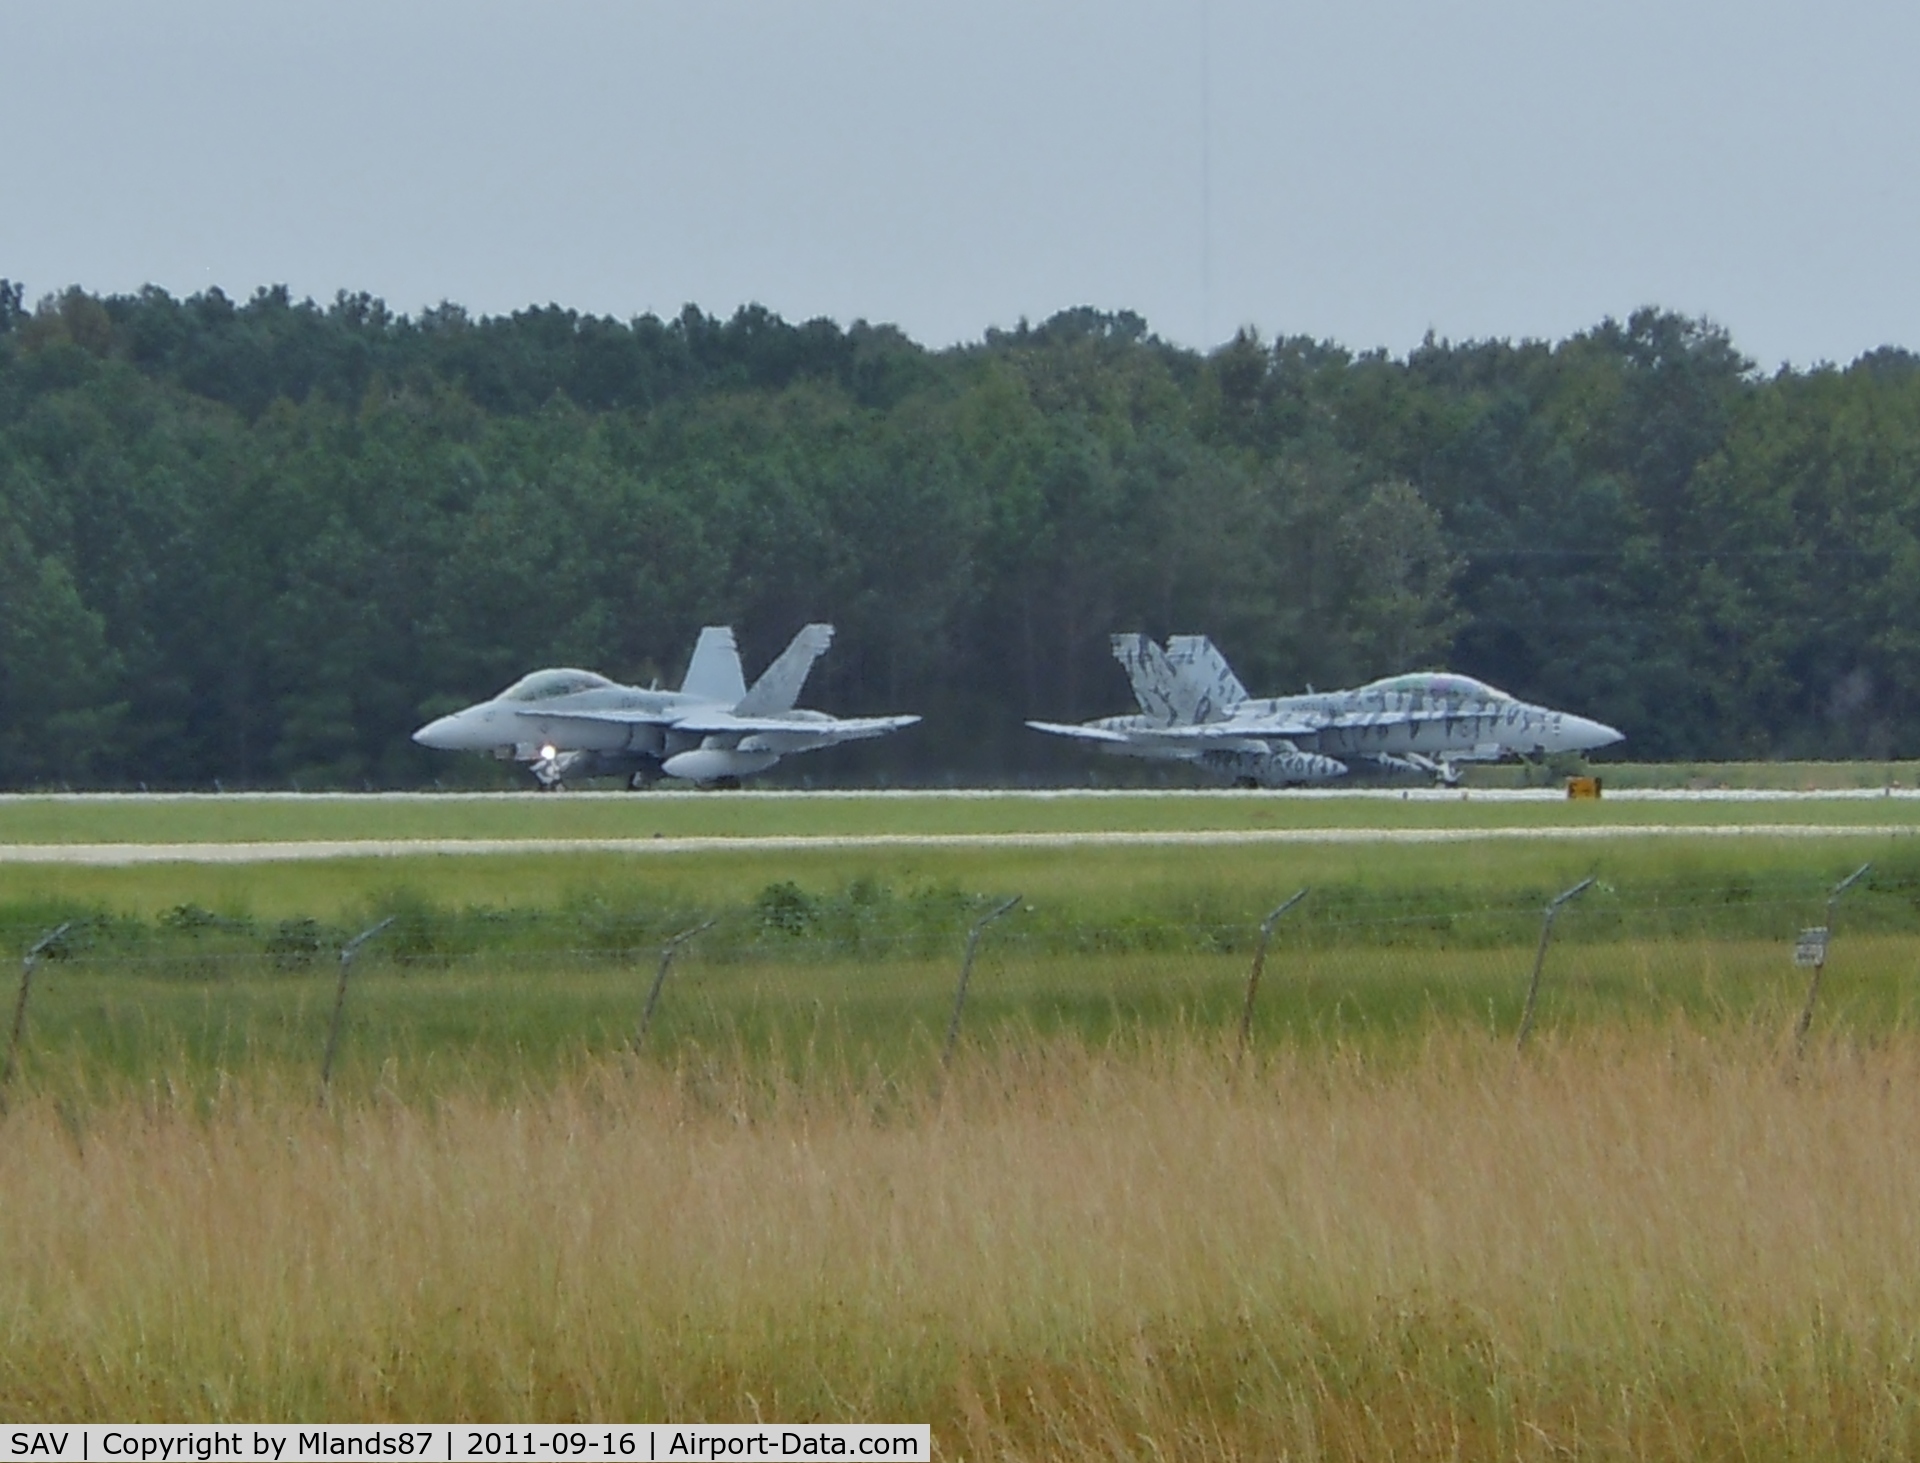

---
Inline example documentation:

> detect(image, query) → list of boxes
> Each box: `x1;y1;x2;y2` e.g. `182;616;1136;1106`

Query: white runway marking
0;825;1914;864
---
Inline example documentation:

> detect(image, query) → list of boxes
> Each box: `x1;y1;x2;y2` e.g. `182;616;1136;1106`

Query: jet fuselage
1033;654;1623;787
413;629;918;789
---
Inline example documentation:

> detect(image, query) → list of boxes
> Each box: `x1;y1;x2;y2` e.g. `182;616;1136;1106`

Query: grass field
1473;757;1920;791
12;931;1920;1108
8;1029;1920;1459
7;792;1920;1453
2;828;1917;1091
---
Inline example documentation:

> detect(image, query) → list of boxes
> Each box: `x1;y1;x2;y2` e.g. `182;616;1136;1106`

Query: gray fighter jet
1027;634;1623;787
413;624;918;788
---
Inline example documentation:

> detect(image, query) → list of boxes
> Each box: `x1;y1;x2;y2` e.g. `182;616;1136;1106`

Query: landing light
540;744;556;760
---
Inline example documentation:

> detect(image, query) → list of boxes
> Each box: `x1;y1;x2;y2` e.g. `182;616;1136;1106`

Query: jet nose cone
412;715;461;750
1565;715;1624;751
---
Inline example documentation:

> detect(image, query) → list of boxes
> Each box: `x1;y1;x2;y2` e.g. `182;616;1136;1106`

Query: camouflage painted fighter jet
413;624;918;789
1027;634;1623;787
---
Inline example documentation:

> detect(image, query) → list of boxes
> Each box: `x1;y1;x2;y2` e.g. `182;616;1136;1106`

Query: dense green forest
0;279;1915;787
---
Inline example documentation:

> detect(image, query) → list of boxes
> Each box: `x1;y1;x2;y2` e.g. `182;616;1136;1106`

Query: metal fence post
1237;890;1309;1061
1515;877;1596;1050
0;923;70;1110
942;895;1022;1068
319;916;395;1097
633;918;717;1049
1792;862;1873;1054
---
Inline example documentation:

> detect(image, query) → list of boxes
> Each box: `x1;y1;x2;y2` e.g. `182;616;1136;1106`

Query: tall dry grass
4;1028;1920;1459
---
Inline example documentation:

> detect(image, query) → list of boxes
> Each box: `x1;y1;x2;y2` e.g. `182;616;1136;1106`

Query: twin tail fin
1111;633;1248;724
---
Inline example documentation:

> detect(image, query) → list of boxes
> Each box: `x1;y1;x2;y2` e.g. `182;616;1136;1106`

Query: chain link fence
0;859;1913;1100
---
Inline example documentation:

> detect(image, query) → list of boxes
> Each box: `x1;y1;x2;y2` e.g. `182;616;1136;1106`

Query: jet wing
1146;718;1320;740
515;707;677;727
821;714;923;742
664;712;919;754
1028;720;1325;758
1029;714;1313;741
1025;720;1135;744
673;712;917;738
1028;718;1318;743
535;706;917;746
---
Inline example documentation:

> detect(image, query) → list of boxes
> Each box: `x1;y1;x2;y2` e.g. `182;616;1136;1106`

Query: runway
0;823;1914;864
7;786;1920;803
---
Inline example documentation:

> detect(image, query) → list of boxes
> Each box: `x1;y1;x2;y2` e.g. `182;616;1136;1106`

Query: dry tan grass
4;1028;1920;1459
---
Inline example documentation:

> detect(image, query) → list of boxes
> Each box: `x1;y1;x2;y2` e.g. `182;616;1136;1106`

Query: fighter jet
1027;634;1623;787
413;624;918;789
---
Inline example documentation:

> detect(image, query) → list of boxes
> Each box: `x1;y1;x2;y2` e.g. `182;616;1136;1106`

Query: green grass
1482;757;1920;790
1;826;1917;1103
10;925;1917;1105
0;829;1910;923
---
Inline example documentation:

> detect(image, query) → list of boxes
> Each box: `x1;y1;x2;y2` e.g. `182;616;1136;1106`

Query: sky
4;0;1918;369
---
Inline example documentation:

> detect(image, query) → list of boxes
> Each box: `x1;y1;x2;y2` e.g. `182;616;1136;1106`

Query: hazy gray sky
5;1;1916;366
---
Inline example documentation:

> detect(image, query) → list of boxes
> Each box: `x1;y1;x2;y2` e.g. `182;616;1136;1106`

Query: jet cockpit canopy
498;668;617;702
1361;672;1507;701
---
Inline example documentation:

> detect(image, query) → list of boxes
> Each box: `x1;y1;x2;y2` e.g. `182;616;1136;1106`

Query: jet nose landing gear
532;746;588;791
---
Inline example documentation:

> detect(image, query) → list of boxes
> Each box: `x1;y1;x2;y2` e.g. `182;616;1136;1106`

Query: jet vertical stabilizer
1111;633;1182;724
681;626;748;705
1163;636;1249;723
735;622;835;715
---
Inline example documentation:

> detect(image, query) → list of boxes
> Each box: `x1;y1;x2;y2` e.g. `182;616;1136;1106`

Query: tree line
0;279;1915;787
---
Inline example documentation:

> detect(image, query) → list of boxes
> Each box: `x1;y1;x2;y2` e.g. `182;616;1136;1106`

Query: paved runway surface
7;787;1920;803
0;824;1914;864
